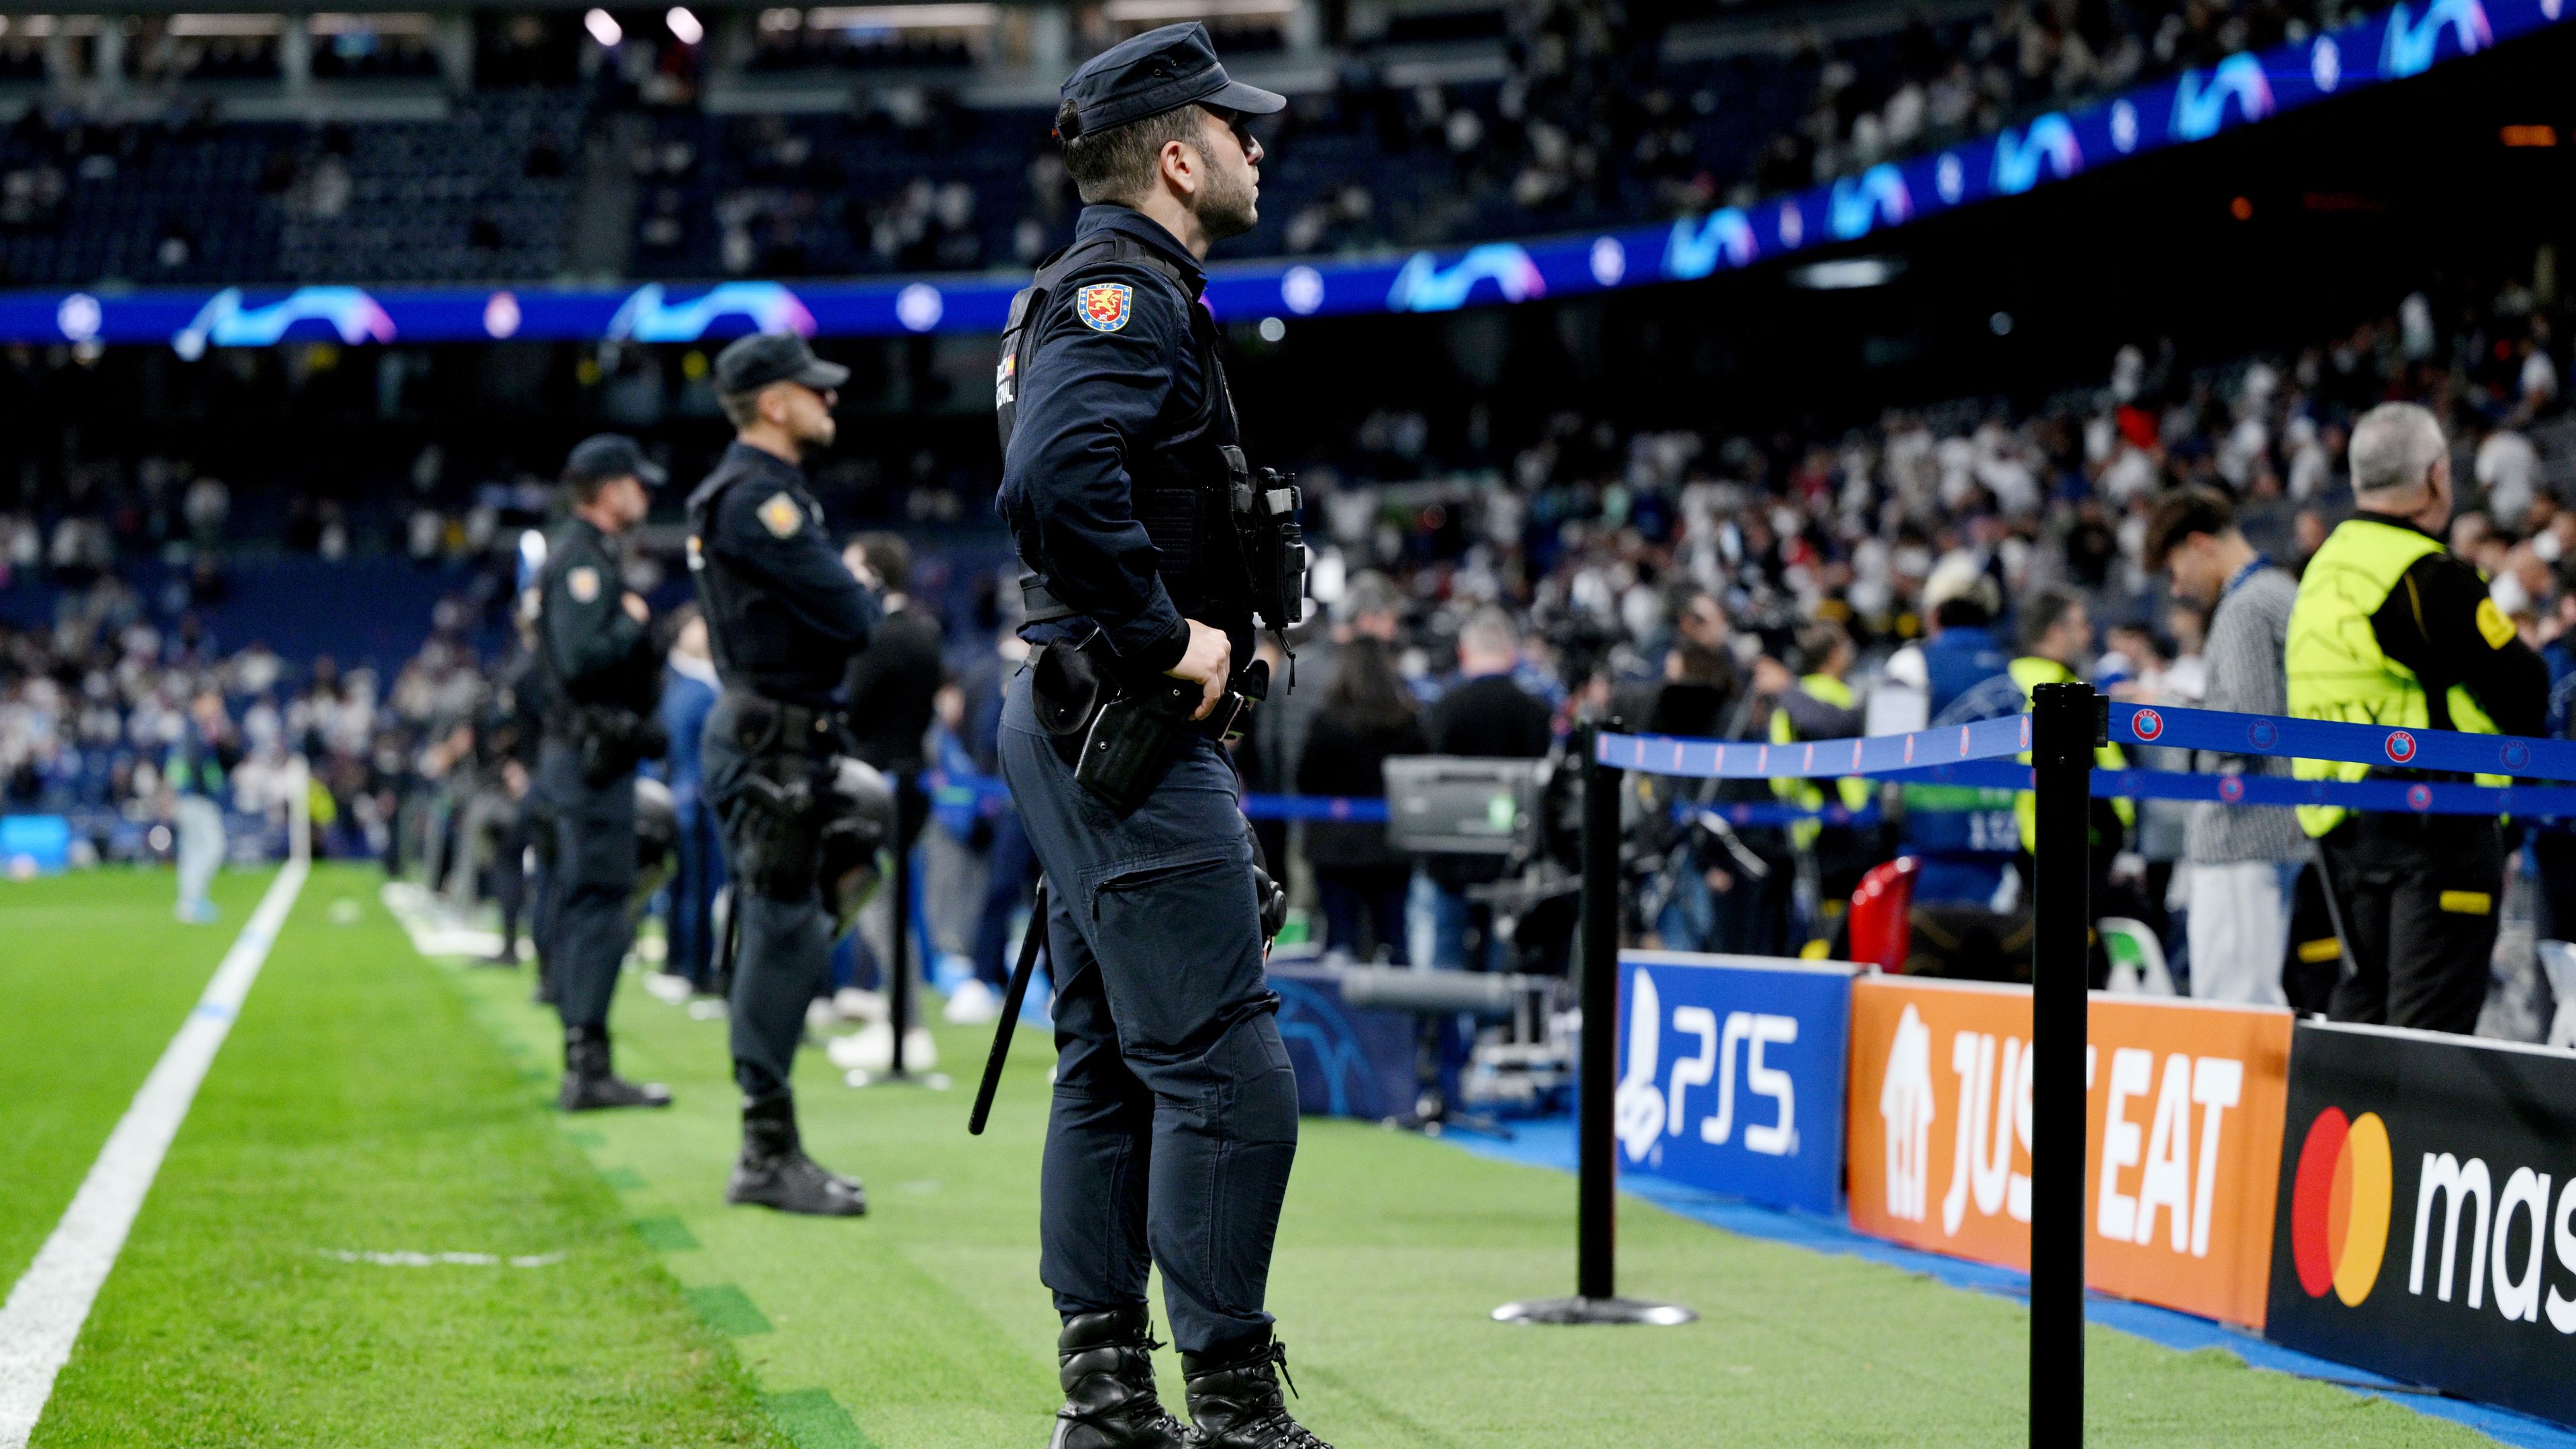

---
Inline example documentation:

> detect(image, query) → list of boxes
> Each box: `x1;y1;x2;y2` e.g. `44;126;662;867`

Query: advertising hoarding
1611;952;1855;1216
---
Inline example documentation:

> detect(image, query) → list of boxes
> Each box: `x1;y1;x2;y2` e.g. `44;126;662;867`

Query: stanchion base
1490;1295;1697;1326
845;1069;953;1091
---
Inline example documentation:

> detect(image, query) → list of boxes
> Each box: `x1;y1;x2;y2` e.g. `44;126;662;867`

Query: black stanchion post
1493;720;1695;1328
888;770;915;1079
2028;683;2096;1445
855;773;947;1089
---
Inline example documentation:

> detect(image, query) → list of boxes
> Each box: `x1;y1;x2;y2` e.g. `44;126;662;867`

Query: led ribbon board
0;0;2557;349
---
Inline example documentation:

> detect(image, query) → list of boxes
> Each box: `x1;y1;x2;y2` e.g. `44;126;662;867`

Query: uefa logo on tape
2407;784;2434;812
2385;730;2418;765
2290;1107;2394;1307
2218;777;2246;804
2134;708;2165;742
1904;735;1917;765
2504;740;2532;771
2249;719;2278;750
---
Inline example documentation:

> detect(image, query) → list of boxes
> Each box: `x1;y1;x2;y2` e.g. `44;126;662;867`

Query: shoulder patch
1076;282;1132;333
566;566;600;603
758;491;805;539
2476;596;2516;649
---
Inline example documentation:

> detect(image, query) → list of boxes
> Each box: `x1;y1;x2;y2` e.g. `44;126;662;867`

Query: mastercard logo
2290;1108;2394;1307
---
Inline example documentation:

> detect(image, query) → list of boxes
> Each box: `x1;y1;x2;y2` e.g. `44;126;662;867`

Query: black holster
564;704;667;787
1032;633;1266;815
720;693;844;902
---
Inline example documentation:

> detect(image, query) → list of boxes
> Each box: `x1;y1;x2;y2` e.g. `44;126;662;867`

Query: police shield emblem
759;491;804;539
1077;283;1132;333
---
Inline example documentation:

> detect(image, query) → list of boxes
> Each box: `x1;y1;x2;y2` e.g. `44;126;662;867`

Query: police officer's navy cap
564;432;666;488
714;331;851;396
1057;21;1285;140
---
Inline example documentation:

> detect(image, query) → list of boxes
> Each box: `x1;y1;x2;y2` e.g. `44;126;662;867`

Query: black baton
968;878;1049;1136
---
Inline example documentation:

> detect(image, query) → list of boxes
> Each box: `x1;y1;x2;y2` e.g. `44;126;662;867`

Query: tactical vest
538;521;657;713
2286;517;2504;837
996;231;1249;634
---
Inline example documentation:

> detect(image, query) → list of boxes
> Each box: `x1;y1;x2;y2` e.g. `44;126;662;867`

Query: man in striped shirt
2147;487;2308;1006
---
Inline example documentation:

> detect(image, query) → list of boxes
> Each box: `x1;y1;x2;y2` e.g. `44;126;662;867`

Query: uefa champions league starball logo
2133;708;2164;742
2385;731;2418;765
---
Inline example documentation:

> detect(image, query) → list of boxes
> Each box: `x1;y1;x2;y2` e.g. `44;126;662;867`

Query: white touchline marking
0;860;309;1449
319;1250;566;1269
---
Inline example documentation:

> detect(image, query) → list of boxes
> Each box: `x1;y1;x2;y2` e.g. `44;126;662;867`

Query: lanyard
2222;555;2270;602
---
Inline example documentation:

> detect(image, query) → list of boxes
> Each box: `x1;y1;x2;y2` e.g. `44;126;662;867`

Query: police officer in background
688;332;883;1217
537;434;674;1111
2289;401;2549;1033
997;25;1326;1449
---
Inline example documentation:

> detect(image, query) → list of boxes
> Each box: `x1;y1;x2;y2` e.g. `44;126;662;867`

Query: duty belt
727;690;847;756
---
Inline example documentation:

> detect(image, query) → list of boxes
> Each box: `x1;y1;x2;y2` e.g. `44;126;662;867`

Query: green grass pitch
2;864;2497;1446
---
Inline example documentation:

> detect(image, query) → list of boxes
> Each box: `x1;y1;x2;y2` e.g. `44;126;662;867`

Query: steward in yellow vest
1766;622;1876;941
2284;402;2548;1033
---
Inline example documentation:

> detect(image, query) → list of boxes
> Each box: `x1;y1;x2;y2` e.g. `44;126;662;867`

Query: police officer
996;25;1326;1449
687;331;883;1217
2289;402;2548;1032
536;433;674;1112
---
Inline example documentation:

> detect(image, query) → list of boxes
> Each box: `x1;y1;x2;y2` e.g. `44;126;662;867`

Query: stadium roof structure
6;0;2557;350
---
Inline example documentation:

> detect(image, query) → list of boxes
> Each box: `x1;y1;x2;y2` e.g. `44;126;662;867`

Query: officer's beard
1195;162;1259;244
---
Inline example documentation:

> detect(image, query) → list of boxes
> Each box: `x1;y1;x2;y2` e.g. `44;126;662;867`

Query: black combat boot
1049;1307;1193;1449
558;1029;672;1111
1182;1332;1332;1449
724;1092;866;1216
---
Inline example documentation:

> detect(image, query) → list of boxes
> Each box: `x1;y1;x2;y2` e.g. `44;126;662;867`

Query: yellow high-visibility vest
2286;517;2505;837
2008;655;2131;852
1770;673;1870;848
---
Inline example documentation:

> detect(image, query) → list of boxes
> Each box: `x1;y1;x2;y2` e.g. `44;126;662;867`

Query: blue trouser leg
972;808;1036;989
1000;670;1298;1356
539;739;636;1036
701;694;833;1101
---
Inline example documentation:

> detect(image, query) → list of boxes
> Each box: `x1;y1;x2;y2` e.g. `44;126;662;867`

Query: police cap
1057;21;1285;140
563;433;666;488
714;331;851;398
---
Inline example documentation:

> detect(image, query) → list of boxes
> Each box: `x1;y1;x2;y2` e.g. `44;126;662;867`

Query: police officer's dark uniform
687;332;885;1218
994;25;1327;1449
535;434;674;1112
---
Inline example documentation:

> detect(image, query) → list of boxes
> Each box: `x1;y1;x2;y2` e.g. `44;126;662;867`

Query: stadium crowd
3;266;2569;1034
0;0;2367;285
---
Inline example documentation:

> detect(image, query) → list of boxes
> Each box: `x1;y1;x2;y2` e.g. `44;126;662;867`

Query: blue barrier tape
1681;801;1885;828
1597;716;2029;780
2108;701;2576;784
1902;760;2576;820
924;770;1391;824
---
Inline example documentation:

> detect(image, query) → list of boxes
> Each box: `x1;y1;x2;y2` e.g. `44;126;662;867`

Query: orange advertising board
1844;976;2292;1328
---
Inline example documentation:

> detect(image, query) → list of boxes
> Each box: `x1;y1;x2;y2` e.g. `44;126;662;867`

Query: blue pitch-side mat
1448;1118;2576;1449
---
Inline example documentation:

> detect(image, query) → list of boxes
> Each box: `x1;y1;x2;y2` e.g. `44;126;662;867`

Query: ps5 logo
2169;54;2275;142
1663;207;1757;280
1615;969;1800;1165
1385;244;1546;312
2380;0;2491;78
171;286;395;360
1828;164;1913;241
1991;113;2083;196
606;282;815;343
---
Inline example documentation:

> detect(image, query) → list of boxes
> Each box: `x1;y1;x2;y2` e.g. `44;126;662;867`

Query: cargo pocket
1087;851;1265;1059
